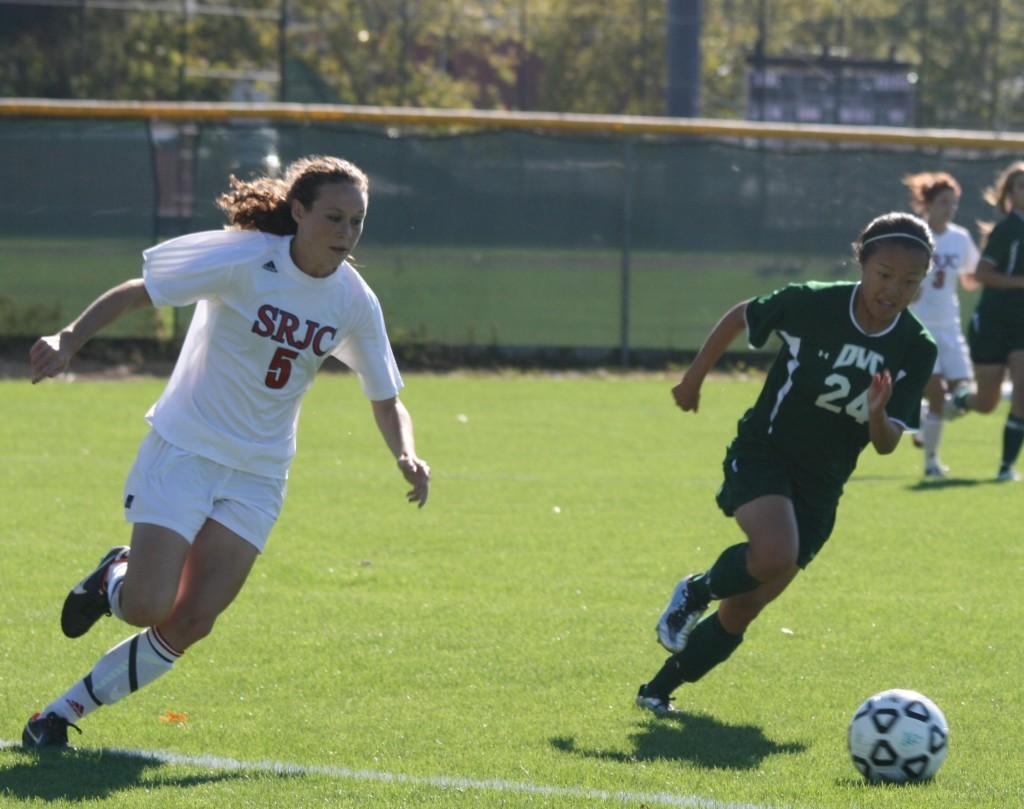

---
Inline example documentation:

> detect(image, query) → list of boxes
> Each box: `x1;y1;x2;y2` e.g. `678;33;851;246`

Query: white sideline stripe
1;740;787;809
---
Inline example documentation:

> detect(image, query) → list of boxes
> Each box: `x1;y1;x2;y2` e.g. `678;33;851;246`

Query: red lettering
291;320;318;350
273;312;301;345
312;326;337;356
252;303;337;357
251;304;278;337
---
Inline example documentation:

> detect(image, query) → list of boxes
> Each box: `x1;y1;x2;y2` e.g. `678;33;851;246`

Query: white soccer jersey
142;229;403;479
910;223;980;328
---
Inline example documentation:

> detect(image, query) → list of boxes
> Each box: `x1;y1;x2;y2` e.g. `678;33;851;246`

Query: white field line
1;739;791;809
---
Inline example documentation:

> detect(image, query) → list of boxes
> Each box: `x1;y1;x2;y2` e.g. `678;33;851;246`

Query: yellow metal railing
3;97;1024;150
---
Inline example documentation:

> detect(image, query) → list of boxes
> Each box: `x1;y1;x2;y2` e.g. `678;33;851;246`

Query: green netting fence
1;110;1020;364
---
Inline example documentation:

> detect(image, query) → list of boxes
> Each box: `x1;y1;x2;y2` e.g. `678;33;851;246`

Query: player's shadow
550;710;806;770
905;477;983;491
0;745;286;801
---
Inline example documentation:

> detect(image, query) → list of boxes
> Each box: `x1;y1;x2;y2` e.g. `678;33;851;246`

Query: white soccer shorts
123;430;285;552
925;323;973;382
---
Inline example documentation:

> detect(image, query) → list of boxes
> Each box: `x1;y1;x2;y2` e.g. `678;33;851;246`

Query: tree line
1;0;1021;131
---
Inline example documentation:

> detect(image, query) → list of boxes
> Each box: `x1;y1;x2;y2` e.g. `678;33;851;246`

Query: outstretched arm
672;300;750;413
974;258;1024;289
371;396;431;507
29;279;152;383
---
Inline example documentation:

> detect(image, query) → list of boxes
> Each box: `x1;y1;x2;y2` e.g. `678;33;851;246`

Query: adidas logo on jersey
261;260;278;273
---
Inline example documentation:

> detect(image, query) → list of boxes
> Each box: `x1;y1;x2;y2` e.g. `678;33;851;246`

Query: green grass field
3;237;940;351
1;372;1021;808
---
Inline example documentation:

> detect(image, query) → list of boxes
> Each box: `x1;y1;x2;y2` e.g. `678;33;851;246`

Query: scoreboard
747;54;916;127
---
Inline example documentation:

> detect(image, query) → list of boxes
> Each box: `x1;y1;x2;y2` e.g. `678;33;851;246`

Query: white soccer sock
922;413;944;462
106;559;128;622
41;627;183;723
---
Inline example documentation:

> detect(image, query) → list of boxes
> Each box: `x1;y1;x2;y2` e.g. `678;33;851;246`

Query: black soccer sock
689;543;760;603
644;612;744;697
1001;416;1024;468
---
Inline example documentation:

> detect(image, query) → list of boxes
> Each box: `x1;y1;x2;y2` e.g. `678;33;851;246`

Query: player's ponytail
216;155;369;235
982;161;1024;215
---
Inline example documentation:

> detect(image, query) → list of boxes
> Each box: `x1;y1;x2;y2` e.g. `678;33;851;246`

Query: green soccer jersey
736;281;936;491
977;211;1024;316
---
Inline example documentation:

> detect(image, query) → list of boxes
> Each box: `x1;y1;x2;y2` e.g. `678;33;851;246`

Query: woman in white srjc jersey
904;171;980;477
22;155;431;748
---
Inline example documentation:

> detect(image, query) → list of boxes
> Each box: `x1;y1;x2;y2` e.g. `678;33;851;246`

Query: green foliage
3;2;1023;127
530;1;665;113
0;374;1022;807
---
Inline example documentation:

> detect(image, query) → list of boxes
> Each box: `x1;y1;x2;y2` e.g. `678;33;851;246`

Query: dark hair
852;212;934;265
901;171;961;215
983;161;1024;215
216;155;369;235
975;161;1024;242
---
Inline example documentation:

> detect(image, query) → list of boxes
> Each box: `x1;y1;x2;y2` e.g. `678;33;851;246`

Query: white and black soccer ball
848;689;949;783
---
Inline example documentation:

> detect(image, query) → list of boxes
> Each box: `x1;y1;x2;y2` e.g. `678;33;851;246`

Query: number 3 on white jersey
814;373;870;423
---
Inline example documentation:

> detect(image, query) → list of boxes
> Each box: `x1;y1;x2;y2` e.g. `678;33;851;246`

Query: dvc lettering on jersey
833;344;884;374
251;304;338;356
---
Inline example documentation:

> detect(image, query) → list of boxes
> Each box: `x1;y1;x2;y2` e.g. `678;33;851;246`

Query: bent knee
718;599;766;634
118;586;174;628
119;599;172;629
161;611;218;648
747;543;798;582
974;397;1001;414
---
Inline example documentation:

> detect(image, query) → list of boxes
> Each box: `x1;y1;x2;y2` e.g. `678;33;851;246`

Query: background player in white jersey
903;171;980;477
22;155;431;748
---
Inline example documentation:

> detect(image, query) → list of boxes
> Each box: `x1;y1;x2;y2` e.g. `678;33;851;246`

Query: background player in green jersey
636;212;937;715
947;161;1024;481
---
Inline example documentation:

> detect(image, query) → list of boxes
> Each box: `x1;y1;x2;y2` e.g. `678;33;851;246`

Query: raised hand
867;369;893;415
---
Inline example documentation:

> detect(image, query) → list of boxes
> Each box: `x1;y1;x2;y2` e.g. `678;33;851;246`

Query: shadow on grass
0;744;280;801
550;710;806;770
905;477;985;491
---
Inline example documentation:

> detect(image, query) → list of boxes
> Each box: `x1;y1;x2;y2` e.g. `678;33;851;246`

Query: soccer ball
847;689;949;783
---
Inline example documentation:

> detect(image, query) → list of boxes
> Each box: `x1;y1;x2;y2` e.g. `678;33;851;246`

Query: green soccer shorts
715;439;839;568
968;306;1024;365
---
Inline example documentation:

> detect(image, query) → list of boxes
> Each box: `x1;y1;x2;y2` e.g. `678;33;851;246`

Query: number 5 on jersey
266;347;300;389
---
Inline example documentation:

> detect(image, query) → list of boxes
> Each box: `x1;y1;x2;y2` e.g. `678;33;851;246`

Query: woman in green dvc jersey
636;212;937;715
946;161;1024;481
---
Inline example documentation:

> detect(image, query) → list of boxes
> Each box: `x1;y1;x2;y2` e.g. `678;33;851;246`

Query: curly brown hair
982;161;1024;215
216;155;369;235
901;171;961;215
974;161;1024;242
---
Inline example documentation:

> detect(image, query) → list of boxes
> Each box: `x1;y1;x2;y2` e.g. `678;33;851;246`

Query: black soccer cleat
655;574;709;653
635;684;680;716
21;711;81;750
61;545;130;638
